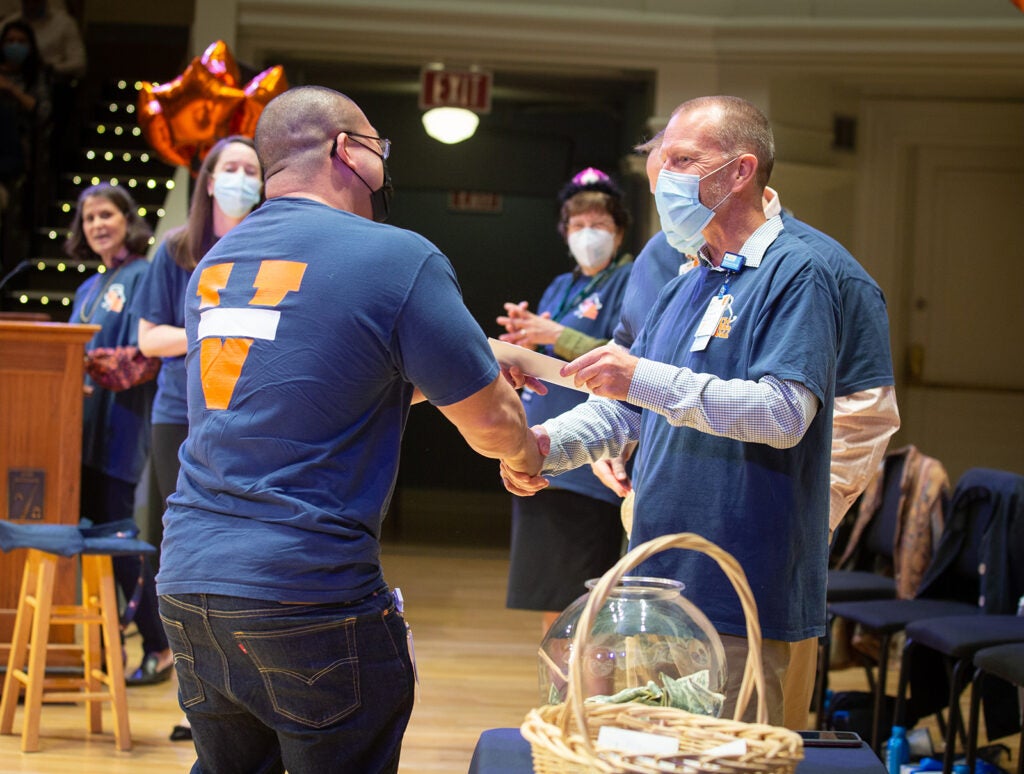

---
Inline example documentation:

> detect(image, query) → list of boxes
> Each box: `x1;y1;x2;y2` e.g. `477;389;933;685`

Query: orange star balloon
137;40;288;169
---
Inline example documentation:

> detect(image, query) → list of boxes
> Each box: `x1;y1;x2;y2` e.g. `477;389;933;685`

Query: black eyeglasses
332;131;391;160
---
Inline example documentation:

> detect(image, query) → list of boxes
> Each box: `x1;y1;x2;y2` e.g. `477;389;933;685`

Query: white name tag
691;295;730;351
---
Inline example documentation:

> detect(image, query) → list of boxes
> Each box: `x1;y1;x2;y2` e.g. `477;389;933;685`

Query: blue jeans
158;589;414;774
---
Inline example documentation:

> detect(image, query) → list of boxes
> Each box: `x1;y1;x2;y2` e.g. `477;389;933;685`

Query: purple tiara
572;167;610;186
558;166;622;203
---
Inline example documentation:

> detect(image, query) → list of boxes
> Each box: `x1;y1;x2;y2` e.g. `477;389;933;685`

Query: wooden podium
0;321;99;658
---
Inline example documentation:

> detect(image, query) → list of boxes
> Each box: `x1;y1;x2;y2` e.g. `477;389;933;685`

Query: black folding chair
824;468;1008;752
968;642;1024;774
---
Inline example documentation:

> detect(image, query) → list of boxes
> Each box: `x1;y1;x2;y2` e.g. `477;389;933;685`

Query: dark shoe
126;653;173;686
170;724;193;742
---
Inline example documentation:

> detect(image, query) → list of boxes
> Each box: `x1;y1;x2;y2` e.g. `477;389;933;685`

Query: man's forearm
437;376;543;474
626;359;819;449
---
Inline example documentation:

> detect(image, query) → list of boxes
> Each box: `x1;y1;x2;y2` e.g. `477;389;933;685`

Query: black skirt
506;488;625;612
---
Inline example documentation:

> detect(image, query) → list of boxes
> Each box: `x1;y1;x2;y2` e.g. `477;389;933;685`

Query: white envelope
488;338;587;393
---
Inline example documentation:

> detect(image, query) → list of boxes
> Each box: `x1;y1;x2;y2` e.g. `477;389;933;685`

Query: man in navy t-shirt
156;85;543;774
501;96;842;728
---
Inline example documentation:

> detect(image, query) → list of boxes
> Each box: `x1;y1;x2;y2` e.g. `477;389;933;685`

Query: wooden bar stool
0;520;154;752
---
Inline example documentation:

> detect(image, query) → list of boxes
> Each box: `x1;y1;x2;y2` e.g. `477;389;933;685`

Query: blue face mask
3;41;30;67
654;157;738;255
212;170;262;219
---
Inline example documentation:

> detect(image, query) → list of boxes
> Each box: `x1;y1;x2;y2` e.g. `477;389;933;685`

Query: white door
856;100;1024;482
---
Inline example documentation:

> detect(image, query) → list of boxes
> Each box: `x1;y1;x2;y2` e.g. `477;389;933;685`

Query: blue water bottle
886;725;910;773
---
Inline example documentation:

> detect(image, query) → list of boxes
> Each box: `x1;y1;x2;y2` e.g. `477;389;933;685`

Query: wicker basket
521;532;804;774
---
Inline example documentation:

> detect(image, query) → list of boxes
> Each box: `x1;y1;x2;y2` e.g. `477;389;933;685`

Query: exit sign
420;67;492;113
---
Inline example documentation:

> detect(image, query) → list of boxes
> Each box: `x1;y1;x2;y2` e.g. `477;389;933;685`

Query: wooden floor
0;544;1018;773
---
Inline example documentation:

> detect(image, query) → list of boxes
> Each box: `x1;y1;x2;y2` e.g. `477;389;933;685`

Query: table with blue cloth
468;728;888;774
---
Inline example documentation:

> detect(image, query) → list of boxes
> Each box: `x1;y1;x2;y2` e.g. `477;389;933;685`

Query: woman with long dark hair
128;135;261;694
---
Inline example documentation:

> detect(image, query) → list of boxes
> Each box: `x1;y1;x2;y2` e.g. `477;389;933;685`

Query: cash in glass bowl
537;576;727;716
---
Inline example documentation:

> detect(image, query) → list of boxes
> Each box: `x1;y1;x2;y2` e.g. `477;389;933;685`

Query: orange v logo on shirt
195;260;307;409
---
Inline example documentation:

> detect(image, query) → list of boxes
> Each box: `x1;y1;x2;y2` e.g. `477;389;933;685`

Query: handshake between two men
497;342;640;498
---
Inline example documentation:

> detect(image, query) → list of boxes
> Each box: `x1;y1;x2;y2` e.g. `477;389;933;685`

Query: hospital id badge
691;295;731;352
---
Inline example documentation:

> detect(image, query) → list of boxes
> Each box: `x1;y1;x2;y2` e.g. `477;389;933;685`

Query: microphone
0;259;32;295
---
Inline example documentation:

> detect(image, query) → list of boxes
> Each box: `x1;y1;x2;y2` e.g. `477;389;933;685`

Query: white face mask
567;227;615;271
212;170;261;219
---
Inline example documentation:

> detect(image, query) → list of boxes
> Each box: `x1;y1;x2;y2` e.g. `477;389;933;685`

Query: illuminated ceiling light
47;231;56;240
104;151;114;161
108;103;117;112
90;176;100;185
128;179;138;187
138;207;147;216
421;107;479;144
86;150;96;159
97;265;107;274
18;294;27;304
118;79;127;89
36;261;45;270
40;296;49;305
157;208;166;217
140;153;149;162
166;180;175;190
110;178;119;186
134;80;142;90
73;175;82;184
123;152;132;161
132;127;141;136
114;126;124;136
62;297;71;306
147;179;156;189
97;124;106;134
57;262;66;271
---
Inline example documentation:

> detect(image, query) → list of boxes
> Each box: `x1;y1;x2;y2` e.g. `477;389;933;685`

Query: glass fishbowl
538;576;727;717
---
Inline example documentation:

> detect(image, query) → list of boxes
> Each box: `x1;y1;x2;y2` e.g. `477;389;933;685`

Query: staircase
1;79;176;321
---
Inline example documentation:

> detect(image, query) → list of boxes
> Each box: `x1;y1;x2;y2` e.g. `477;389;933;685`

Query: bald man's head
254;86;369;183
